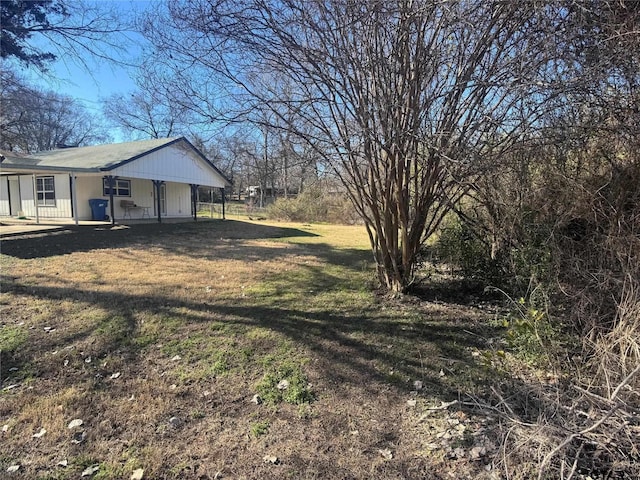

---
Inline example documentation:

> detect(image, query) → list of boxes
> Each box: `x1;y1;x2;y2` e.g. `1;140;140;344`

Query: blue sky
22;1;154;119
9;0;237;144
31;55;138;114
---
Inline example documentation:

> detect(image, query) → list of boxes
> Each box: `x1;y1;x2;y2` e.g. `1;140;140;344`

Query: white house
0;137;231;224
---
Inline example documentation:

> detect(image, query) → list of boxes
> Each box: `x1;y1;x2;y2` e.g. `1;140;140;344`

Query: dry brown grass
1;219;501;479
479;226;640;480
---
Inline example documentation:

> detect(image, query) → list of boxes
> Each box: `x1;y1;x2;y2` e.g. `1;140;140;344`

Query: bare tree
103;89;190;140
249;80;323;198
143;0;565;292
274;129;320;198
461;0;640;274
1;0;134;72
102;59;206;141
1;67;109;152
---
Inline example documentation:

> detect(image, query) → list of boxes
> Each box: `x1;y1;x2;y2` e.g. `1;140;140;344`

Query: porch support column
105;175;116;226
153;180;164;223
70;172;79;225
32;174;40;224
190;184;199;222
221;187;226;220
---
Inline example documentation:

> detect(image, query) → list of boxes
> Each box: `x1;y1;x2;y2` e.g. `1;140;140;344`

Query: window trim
36;175;56;207
103;178;131;197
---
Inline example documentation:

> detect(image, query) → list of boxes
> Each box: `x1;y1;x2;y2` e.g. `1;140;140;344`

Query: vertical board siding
164;182;191;217
110;145;226;187
13;174;73;219
76;175;104;220
0;177;10;215
1;176;200;220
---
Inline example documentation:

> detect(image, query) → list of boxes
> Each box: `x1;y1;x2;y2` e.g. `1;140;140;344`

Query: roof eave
179;137;234;186
1;164;102;174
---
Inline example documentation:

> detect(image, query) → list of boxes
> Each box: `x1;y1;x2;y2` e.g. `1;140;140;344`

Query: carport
0;137;232;225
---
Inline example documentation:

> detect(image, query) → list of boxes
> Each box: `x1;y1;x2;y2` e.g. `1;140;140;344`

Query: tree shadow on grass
2;219;500;402
413;275;507;311
1;222;513;480
0;220;319;260
2;273;499;402
1;219;373;275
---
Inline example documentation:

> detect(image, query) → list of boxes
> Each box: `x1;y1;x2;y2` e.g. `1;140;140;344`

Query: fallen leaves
450;447;466;460
168;416;183;428
469;445;487;460
32;427;47;438
81;464;100;477
378;448;393;460
72;431;87;444
416;404;497;465
131;468;145;479
68;418;84;429
276;379;290;390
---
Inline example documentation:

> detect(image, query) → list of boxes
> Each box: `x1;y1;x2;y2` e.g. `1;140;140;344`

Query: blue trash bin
88;198;109;221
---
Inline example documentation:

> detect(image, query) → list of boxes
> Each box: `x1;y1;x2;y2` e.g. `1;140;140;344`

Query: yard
1;220;503;479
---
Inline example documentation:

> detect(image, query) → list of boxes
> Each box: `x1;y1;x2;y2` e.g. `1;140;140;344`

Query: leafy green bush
432;215;499;281
499;297;560;366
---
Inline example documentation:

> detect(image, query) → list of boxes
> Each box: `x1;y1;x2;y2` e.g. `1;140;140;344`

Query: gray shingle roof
0;137;232;185
1;137;179;171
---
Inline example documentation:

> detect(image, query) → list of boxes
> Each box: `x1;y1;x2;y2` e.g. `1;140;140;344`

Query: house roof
0;137;232;185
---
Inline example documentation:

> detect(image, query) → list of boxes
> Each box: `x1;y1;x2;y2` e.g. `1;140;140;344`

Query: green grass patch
250;419;270;437
95;314;133;345
247;261;372;310
0;324;27;353
132;314;182;349
163;337;235;381
256;353;314;405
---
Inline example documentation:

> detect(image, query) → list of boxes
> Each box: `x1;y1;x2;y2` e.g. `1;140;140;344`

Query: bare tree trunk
143;0;566;292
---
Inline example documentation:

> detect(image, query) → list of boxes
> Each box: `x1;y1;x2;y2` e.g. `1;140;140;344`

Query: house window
36;176;56;206
103;178;131;197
